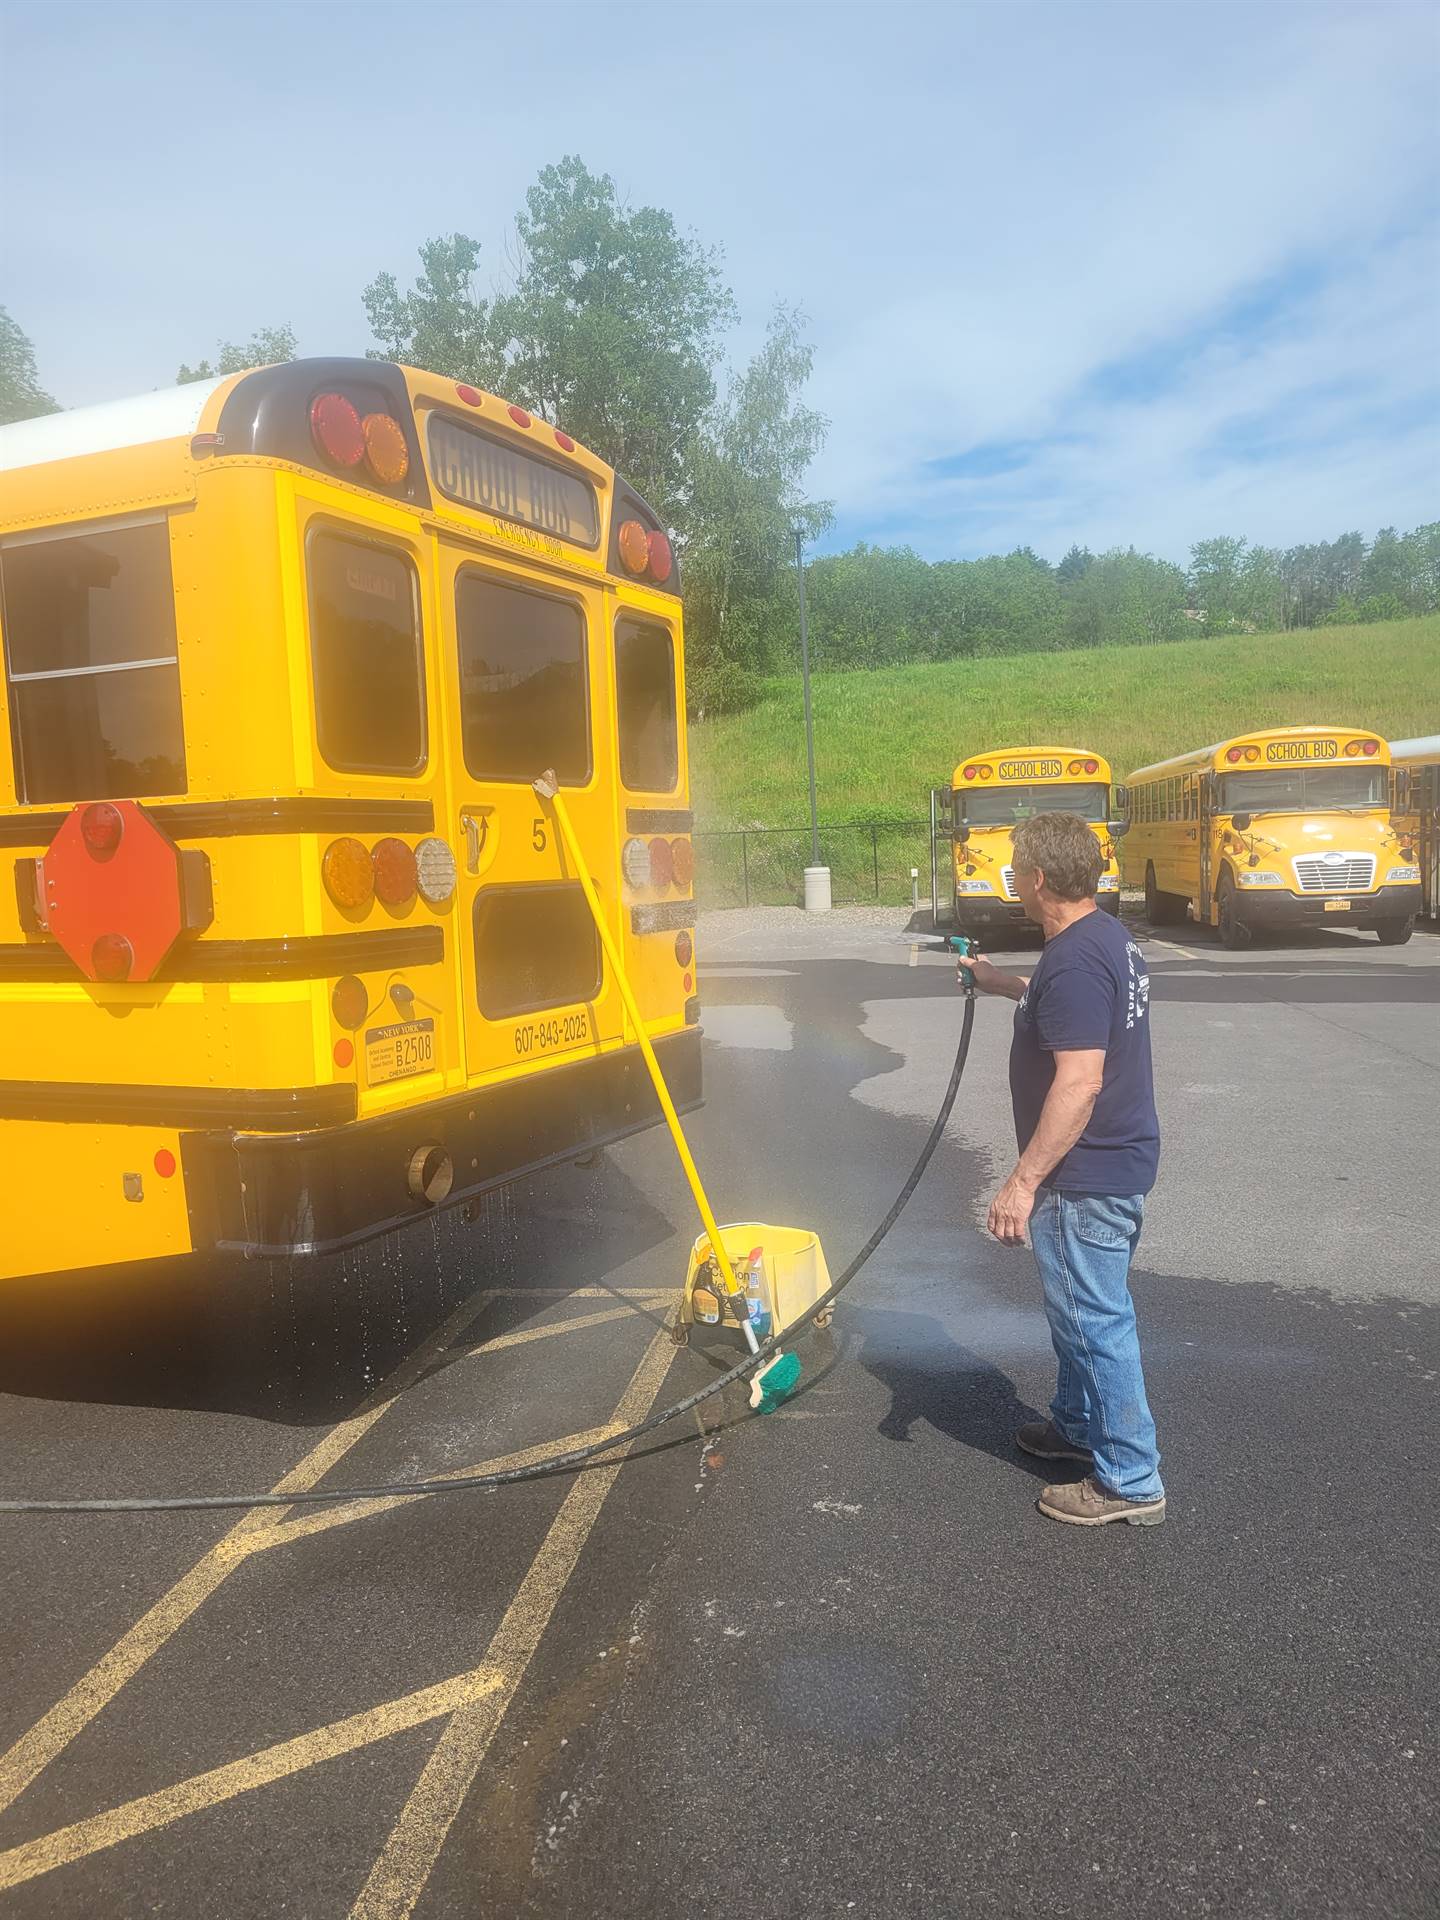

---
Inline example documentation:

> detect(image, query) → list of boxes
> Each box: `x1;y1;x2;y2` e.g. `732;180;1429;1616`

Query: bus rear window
615;619;678;792
1;519;186;803
308;533;425;774
473;884;601;1018
456;574;589;784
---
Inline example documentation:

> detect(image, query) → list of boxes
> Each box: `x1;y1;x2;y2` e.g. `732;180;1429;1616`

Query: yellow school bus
947;747;1121;932
1121;725;1420;947
0;358;699;1283
1389;735;1440;920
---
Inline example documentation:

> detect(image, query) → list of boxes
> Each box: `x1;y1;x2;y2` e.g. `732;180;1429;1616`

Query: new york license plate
365;1018;436;1084
1323;898;1352;912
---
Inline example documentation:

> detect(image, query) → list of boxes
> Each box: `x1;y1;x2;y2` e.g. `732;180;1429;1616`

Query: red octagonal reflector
42;801;190;983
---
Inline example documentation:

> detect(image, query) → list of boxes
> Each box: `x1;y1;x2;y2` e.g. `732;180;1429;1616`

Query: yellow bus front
949;748;1119;932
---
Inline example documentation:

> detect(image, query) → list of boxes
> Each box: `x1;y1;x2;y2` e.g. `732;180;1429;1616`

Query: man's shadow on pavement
854;1306;1055;1481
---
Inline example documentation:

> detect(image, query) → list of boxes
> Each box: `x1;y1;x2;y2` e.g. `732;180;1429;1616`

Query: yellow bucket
682;1223;833;1339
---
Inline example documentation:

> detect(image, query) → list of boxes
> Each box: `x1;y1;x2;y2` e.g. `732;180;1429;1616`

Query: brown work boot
1037;1476;1166;1528
1015;1419;1093;1464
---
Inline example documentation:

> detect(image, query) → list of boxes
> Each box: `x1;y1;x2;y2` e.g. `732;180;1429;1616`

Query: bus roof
0;378;229;473
950;746;1111;785
1390;735;1440;765
1125;725;1390;783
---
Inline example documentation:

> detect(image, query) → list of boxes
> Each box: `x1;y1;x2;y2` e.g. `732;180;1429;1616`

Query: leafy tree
1189;535;1247;628
362;236;501;387
0;306;60;423
1056;544;1094;585
177;324;297;384
1066;549;1187;649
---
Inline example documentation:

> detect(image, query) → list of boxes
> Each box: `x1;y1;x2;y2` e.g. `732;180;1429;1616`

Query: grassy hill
689;614;1440;828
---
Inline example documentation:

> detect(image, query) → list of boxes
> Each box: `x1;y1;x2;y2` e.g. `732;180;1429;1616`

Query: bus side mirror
1113;785;1130;811
1109;820;1130;839
1232;812;1253;832
953;825;971;845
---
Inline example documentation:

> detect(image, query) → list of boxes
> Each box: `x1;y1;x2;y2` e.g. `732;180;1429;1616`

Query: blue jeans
1030;1190;1163;1501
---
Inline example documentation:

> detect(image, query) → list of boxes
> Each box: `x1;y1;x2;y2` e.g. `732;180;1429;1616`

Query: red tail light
372;837;418;906
507;404;531;428
1227;748;1243;763
554;428;575;452
647;531;673;582
962;766;977;781
648;836;675;887
455;384;482;407
1361;740;1378;756
331;975;369;1029
81;802;124;856
670;837;694;889
310;392;366;468
674;930;693;967
92;933;134;981
1084;759;1098;774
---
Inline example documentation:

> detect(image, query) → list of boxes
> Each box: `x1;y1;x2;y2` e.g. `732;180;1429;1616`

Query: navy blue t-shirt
1009;908;1159;1196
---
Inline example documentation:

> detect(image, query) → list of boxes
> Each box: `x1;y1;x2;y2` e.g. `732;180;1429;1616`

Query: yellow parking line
0;1669;504;1893
0;1286;501;1818
463;1303;657;1357
349;1329;677;1920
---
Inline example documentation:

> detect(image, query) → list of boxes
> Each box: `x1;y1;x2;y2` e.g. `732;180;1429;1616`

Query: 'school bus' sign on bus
428;415;599;546
997;757;1063;781
1266;738;1338;763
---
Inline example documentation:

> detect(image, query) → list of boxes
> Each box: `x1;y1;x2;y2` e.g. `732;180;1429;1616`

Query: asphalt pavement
0;907;1436;1918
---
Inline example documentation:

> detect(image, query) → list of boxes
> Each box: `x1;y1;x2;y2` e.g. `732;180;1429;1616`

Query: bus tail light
372;837;418;906
80;802;124;856
1227;748;1243;763
670;837;694;888
1361;740;1378;756
647;531;673;582
92;933;134;981
1083;759;1098;774
978;765;992;779
648;836;675;888
622;837;652;888
332;975;369;1029
362;412;409;483
310;392;366;468
674;930;693;967
1245;747;1260;763
1068;760;1083;775
618;520;650;575
962;766;978;780
323;837;375;909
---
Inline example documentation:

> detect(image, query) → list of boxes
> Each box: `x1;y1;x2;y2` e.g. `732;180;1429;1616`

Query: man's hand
987;1171;1038;1246
955;950;1028;999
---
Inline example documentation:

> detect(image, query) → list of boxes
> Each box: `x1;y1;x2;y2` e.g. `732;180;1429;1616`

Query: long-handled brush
534;772;800;1413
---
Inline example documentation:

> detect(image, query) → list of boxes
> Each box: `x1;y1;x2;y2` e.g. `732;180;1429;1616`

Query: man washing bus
956;812;1165;1528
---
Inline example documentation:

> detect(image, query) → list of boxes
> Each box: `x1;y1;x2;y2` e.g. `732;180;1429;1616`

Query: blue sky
2;0;1436;564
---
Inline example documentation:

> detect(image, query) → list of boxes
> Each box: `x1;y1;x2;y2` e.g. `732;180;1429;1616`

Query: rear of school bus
1389;735;1440;920
1122;725;1420;945
949;747;1120;932
0;358;698;1284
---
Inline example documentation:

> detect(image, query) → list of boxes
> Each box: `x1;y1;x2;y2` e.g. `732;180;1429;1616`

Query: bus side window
0;518;186;803
308;532;425;775
615;618;677;793
455;573;589;784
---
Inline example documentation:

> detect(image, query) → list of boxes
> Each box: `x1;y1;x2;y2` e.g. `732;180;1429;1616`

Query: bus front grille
1000;866;1018;900
1292;855;1376;893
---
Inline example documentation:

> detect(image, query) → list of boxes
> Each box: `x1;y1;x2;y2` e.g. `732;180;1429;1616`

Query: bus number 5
532;817;548;853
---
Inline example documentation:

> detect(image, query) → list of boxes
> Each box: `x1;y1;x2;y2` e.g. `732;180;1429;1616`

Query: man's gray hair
1011;811;1103;902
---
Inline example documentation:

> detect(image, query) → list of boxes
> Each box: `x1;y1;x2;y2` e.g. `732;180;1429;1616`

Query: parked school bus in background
1389;736;1440;921
0;359;699;1284
1121;726;1419;947
938;748;1122;934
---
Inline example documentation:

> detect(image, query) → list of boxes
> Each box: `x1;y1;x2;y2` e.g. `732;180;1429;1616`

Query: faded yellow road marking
0;1285;500;1818
0;1669;503;1893
1147;933;1203;962
461;1303;653;1358
349;1328;677;1920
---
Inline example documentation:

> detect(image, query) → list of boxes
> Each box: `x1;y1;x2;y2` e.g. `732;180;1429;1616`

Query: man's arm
988;1048;1106;1246
955;951;1029;999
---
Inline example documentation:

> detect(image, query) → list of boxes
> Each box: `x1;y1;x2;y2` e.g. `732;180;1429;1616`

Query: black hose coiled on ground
0;995;975;1516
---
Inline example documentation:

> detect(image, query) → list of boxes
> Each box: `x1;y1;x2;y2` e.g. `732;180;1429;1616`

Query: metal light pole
795;526;829;909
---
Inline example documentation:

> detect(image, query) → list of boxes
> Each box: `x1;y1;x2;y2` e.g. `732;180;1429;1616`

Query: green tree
0;306;60;423
1189;535;1247;628
1067;549;1187;648
1056;544;1094;585
177;324;297;384
362;236;501;387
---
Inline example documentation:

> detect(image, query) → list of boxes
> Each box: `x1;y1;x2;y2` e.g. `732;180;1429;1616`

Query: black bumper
1235;883;1422;929
952;891;1119;927
181;1028;703;1259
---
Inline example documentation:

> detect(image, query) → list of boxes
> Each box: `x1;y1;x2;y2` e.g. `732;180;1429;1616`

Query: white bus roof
0;378;228;474
1390;735;1440;762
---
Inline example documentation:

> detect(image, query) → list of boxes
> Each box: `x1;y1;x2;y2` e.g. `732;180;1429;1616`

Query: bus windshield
1218;766;1387;813
960;781;1108;825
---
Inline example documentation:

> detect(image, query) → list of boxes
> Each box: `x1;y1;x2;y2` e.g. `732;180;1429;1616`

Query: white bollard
804;865;832;913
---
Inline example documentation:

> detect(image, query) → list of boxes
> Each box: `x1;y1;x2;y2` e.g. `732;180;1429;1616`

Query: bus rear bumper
1236;883;1422;930
181;1028;703;1261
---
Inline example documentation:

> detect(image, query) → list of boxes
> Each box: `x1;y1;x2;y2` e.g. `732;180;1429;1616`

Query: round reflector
648;837;675;888
415;836;458;906
618;519;649;574
323;837;375;909
1084;759;1098;775
310;392;366;468
622;837;652;888
81;802;124;856
670;837;695;888
362;412;409;483
507;404;531;428
372;837;418;906
1362;739;1378;755
334;1038;355;1068
153;1148;177;1179
647;530;673;582
455;384;482;407
554;428;575;452
674;930;693;968
92;933;134;982
331;975;369;1030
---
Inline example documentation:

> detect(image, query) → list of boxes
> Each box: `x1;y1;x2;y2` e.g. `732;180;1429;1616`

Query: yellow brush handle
535;776;745;1307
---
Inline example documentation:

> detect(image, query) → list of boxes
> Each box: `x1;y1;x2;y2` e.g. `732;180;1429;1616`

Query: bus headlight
1386;865;1420;883
1097;875;1120;890
1238;871;1284;886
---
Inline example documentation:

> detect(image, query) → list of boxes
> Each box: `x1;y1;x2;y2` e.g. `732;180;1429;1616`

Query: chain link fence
694;821;933;909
